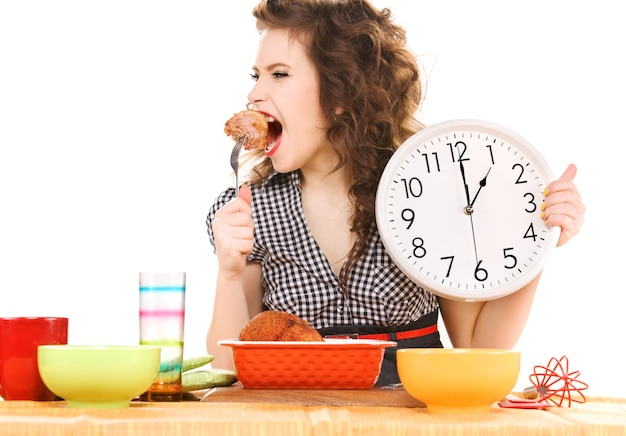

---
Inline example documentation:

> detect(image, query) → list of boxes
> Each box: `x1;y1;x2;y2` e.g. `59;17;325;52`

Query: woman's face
248;28;333;173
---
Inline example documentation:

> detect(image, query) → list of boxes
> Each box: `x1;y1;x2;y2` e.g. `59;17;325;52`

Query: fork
230;137;245;197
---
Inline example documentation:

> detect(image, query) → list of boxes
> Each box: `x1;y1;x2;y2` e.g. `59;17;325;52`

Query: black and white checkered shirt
206;171;439;330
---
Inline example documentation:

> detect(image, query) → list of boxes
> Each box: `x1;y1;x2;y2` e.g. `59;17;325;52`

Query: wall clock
376;119;560;301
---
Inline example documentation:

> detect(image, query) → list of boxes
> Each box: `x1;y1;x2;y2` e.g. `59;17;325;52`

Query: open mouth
265;115;282;155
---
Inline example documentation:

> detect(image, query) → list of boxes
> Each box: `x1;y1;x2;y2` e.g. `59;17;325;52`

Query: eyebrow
252;62;291;72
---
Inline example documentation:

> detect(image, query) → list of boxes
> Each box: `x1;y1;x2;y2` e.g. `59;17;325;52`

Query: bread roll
238;310;324;342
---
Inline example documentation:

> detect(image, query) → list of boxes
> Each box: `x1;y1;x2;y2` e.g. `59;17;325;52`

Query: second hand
469;212;479;265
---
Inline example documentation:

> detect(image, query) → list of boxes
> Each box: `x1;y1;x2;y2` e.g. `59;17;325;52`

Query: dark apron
317;311;443;386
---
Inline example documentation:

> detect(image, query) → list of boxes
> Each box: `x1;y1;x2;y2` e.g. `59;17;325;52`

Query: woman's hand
207;185;263;369
212;184;254;275
542;164;585;247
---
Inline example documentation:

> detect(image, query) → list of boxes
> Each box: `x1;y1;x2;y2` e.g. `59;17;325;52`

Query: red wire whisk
525;355;589;407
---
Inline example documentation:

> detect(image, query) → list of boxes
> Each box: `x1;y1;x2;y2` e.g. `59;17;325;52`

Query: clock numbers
401;208;415;229
439;248;519;281
400;177;423;198
523;223;538;242
412;237;426;258
474;261;488;282
447;141;496;165
447;141;468;162
421;152;441;173
512;163;528;184
523;192;537;213
485;145;495;165
503;247;517;269
441;255;454;277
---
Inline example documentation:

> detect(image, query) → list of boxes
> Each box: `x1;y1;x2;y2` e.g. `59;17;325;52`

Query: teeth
266;115;275;122
265;139;277;153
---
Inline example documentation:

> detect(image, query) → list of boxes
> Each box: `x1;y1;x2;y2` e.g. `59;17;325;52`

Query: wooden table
1;387;625;435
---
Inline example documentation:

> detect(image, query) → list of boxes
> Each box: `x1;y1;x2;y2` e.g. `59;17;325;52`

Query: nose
247;80;265;110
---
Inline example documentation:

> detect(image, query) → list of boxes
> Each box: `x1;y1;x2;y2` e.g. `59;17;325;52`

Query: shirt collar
259;170;302;191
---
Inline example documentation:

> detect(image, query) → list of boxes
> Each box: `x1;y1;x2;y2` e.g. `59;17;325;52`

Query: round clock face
376;119;560;302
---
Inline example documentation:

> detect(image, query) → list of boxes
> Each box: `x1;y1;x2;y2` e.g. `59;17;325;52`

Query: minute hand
459;159;472;207
470;167;492;208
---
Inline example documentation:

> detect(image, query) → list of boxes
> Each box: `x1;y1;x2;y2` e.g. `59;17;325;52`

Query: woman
206;0;585;385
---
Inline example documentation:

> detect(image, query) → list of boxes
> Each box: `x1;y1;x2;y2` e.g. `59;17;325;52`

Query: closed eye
249;71;288;81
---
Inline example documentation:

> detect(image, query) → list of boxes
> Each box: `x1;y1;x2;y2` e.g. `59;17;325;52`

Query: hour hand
470;167;492;208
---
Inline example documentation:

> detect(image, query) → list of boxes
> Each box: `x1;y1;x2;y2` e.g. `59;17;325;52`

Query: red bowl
218;339;396;389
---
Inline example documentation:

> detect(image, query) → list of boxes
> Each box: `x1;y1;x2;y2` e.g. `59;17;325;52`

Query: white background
1;1;623;397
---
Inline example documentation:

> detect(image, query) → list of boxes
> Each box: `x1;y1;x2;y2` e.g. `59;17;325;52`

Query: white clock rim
375;119;561;302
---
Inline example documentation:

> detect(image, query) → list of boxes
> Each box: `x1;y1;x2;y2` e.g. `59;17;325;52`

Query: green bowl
38;345;160;409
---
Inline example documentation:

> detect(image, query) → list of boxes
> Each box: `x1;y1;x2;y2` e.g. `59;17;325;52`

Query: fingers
239;184;253;206
558;163;577;182
545;164;579;197
542;163;585;247
212;190;254;272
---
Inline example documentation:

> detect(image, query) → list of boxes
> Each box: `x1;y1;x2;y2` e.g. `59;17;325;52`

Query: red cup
0;317;68;400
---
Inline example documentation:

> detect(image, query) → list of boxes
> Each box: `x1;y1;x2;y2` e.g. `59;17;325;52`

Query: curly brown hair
248;0;425;285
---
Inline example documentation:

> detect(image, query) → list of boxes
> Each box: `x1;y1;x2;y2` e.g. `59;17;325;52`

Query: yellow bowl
38;345;160;409
397;348;520;414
